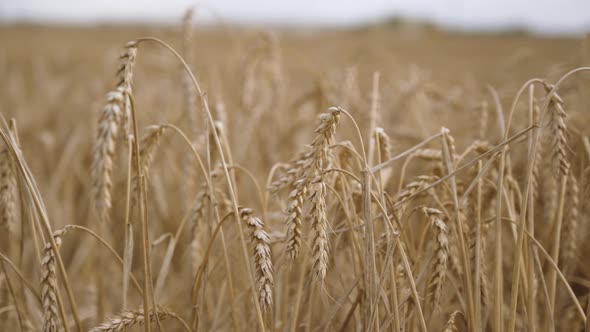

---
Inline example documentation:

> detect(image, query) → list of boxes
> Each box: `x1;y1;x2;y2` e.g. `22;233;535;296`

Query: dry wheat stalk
188;165;224;273
469;222;490;310
116;42;138;136
458;140;493;163
543;83;570;178
531;103;542;197
0;145;16;233
92;42;138;222
41;228;69;332
284;107;340;259
309;177;329;280
285;182;305;259
269;150;311;194
395;175;439;205
180;8;197;139
560;173;579;273
441;127;457;166
422;207;449;310
479;100;488;139
335;140;358;171
375;228;400;255
137;125;166;177
239;208;274;310
89;305;176;332
375;127;392;161
189;189;209;274
443;310;463;332
92;90;124;222
411;149;444;161
374;127;393;186
130;125;166;205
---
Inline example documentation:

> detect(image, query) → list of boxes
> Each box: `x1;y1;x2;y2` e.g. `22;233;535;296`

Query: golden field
0;17;589;331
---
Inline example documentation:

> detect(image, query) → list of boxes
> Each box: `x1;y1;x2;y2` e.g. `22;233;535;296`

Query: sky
1;0;590;35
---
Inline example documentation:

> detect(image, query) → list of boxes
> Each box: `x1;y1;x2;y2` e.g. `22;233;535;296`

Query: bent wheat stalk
239;208;274;310
89;306;190;332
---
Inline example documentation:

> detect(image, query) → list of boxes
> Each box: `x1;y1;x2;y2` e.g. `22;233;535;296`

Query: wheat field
1;10;590;331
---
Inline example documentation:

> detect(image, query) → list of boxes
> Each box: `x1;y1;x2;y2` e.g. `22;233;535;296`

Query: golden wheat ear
239;207;274;311
421;207;449;311
92;42;138;223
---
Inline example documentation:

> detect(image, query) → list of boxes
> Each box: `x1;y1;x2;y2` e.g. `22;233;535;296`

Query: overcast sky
1;0;589;35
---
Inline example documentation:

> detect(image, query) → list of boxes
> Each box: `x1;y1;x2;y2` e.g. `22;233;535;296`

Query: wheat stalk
395;175;439;206
422;207;449;310
268;150;310;194
116;42;138;136
412;149;444;161
375;127;392;161
92;90;123;222
441;127;457;166
92;42;138;222
239;208;274;311
189;189;210;274
41;228;69;332
469;222;490;310
0;145;16;233
531;103;543;197
285;182;305;259
130;125;166;206
284;107;340;259
309;178;329;280
560;173;579;274
479;100;488;139
443;310;463;332
543;83;570;179
89;306;180;332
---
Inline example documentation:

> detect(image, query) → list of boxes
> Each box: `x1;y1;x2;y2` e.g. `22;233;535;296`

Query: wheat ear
561;173;579;274
310;177;329;280
422;207;449;310
0;145;16;233
92;42;138;222
544;83;570;178
189;188;209;274
89;306;182;332
41;228;69;332
443;310;463;332
239;208;274;311
284;107;340;259
130;125;166;205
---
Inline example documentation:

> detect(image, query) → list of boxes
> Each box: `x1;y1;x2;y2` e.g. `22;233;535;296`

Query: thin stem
128;95;154;332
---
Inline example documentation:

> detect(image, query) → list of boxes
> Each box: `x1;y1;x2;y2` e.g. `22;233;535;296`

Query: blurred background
2;0;590;34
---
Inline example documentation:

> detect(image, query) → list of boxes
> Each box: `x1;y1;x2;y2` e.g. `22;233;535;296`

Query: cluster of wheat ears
1;9;590;332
